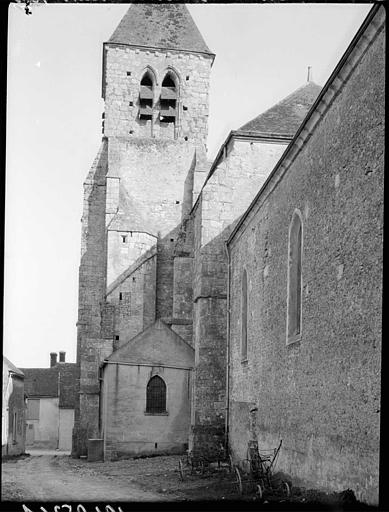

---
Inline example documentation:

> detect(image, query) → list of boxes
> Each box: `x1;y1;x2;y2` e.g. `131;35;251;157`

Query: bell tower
73;4;214;457
102;3;213;145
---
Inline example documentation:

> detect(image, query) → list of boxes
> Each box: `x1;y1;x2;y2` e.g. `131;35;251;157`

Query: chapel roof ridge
108;4;214;57
239;80;322;135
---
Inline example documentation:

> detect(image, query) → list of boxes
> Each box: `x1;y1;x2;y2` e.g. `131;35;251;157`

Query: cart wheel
282;481;291;498
178;459;185;481
235;466;244;495
256;483;263;501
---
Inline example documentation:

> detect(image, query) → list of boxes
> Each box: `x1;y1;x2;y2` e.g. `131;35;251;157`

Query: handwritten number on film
22;505;124;512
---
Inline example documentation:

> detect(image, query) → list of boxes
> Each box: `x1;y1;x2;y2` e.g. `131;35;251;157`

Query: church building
73;4;383;505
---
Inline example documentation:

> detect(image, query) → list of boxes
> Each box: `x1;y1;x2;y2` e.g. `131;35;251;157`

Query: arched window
146;375;167;413
160;73;177;124
241;268;248;361
139;71;154;120
287;210;303;342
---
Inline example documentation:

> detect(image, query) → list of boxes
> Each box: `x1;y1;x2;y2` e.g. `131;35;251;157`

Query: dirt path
3;453;369;508
1;454;165;502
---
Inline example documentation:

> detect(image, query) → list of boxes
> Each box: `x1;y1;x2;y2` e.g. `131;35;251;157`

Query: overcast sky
4;3;371;368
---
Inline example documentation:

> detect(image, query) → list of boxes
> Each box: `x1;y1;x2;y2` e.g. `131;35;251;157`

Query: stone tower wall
104;248;157;349
106;230;156;288
98;40;213;329
103;44;212;146
73;140;113;456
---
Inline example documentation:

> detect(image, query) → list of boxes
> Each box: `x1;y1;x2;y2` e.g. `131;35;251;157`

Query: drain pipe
224;240;231;454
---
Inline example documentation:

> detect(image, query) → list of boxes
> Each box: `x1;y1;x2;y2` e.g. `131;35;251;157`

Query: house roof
3;356;24;377
21;363;78;407
108;4;214;58
21;368;59;398
239;81;322;135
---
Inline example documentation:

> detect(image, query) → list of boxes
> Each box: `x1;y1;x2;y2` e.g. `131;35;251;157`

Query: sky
4;2;372;368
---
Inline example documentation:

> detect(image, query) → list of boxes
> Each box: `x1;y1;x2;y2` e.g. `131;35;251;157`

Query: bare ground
1;454;163;502
1;452;378;509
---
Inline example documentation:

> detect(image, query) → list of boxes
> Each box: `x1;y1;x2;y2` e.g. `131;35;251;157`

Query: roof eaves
227;4;383;246
104;40;216;62
233;130;294;142
25;394;58;399
103;360;194;371
10;372;24;379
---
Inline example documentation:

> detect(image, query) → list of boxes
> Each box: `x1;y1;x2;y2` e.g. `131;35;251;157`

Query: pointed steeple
108;4;214;57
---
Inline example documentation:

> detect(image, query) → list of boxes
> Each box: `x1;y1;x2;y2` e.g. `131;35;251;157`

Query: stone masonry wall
107;137;199;236
171;256;194;345
228;19;384;505
106;230;156;288
105;251;157;349
74;140;113;456
6;376;26;456
102;364;192;460
103;44;212;146
103;136;201;347
190;137;288;455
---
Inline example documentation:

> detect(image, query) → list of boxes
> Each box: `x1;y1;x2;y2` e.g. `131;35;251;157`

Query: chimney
59;351;66;363
50;352;57;367
307;66;313;83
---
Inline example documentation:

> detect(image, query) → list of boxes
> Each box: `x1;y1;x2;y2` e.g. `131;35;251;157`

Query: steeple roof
239;81;322;135
108;4;214;57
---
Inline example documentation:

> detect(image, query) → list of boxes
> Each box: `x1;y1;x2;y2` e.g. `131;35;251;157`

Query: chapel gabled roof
108;4;214;57
239;81;322;136
106;319;194;368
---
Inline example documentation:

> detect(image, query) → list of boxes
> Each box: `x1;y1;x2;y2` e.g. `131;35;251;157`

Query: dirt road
3;452;367;508
1;454;164;502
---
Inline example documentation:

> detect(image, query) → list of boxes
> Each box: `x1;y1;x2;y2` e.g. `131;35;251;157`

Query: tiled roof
3;356;24;377
108;4;213;56
21;368;59;397
106;319;194;368
21;364;78;408
239;81;322;135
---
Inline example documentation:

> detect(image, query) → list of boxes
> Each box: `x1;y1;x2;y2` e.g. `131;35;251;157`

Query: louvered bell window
146;376;167;413
139;85;154;100
139;73;153;120
160;74;177;123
